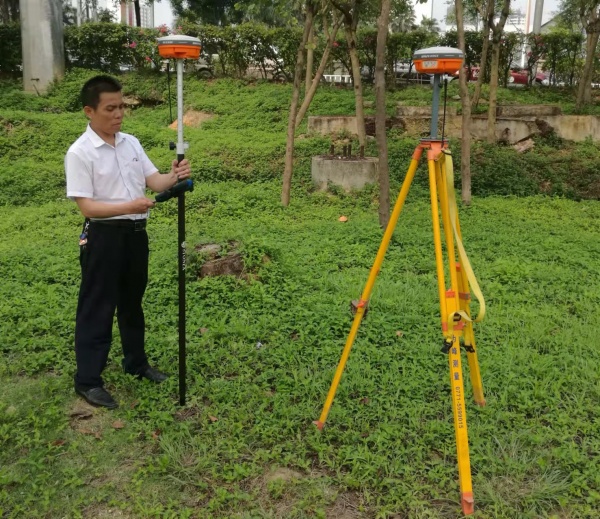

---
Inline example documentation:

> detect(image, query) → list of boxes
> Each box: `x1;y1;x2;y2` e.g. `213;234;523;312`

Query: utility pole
20;0;64;93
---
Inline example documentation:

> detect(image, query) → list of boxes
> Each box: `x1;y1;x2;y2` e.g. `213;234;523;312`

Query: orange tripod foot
461;491;474;515
313;420;324;430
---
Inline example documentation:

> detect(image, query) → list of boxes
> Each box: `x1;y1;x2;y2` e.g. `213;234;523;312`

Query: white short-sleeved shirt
65;125;158;220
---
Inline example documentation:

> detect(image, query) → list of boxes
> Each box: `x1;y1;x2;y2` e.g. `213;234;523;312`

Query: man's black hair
81;75;122;109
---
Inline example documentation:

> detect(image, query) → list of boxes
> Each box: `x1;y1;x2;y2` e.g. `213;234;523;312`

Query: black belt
91;219;147;231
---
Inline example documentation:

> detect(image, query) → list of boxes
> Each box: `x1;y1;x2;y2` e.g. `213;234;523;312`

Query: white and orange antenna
413;46;463;139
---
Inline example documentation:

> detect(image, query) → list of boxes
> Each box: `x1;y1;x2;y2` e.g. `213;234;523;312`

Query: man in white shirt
65;75;191;409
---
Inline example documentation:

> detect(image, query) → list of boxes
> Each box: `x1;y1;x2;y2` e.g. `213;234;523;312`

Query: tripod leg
437;156;485;406
315;147;424;429
428;155;474;516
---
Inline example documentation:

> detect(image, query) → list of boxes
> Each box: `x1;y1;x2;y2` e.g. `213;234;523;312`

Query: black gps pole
156;35;202;406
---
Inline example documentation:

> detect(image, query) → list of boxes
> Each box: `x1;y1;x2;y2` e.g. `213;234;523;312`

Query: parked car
508;67;547;86
467;66;547;86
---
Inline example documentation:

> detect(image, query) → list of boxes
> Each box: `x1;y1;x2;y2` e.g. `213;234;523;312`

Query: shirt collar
86;124;124;148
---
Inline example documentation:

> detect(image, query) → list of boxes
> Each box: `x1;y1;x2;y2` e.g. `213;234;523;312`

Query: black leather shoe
75;387;118;409
135;366;169;383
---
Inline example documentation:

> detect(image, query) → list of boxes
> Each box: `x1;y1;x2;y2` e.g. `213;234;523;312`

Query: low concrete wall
312;156;379;192
308;111;600;144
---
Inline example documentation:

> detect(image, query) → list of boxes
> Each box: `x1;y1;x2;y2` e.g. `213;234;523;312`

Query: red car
467;66;547;86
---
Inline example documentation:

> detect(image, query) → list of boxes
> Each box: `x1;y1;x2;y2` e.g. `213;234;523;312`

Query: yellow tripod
314;48;486;516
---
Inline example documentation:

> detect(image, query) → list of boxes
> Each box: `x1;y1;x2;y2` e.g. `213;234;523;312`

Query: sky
152;0;562;30
153;1;174;27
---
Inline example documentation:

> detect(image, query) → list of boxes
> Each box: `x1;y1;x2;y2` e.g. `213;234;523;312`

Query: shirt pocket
127;157;146;191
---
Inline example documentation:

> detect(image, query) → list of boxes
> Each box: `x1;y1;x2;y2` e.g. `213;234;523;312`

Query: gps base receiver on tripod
314;47;486;516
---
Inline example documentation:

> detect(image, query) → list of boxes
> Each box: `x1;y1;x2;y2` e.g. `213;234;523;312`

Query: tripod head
413;47;463;139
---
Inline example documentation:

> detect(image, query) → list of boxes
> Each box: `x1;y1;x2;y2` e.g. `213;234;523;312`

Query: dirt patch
169;110;215;129
264;467;304;484
83;505;131;518
326;491;363;518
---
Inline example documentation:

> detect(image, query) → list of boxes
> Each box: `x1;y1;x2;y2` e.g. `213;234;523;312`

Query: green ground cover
1;74;599;518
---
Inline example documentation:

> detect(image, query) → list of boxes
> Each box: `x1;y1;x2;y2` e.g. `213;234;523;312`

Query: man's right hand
129;197;156;214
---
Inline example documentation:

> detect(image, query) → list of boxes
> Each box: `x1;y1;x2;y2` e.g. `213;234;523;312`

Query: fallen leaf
79;428;102;440
51;439;66;447
338;216;348;222
151;429;161;440
129;400;139;409
396;330;404;337
112;420;125;430
69;407;93;419
209;415;218;423
359;397;370;405
198;327;209;334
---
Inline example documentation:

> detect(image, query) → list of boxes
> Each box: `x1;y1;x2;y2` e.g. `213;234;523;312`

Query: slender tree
295;12;343;126
375;0;391;227
455;0;473;205
486;0;511;143
331;0;367;148
281;2;315;206
563;0;600;109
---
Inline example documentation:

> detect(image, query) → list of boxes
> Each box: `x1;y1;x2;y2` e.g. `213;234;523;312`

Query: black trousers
74;221;150;390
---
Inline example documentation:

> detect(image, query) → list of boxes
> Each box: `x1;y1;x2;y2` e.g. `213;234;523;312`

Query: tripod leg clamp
441;338;454;354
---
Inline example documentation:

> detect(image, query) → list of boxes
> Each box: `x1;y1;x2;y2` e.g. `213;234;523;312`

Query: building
68;1;154;28
120;2;154;28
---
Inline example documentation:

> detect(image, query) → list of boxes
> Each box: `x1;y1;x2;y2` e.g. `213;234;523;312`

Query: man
65;75;191;409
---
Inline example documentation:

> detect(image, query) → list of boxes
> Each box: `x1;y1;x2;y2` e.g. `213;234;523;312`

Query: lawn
0;74;599;518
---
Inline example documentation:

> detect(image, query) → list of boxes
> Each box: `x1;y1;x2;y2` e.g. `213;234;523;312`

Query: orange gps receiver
413;46;463;75
157;35;202;60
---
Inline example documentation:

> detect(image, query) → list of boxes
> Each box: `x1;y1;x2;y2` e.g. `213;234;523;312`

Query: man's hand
171;159;191;181
129;197;156;214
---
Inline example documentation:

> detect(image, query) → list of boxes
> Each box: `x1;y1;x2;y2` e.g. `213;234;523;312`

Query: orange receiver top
157;35;202;59
413;46;463;75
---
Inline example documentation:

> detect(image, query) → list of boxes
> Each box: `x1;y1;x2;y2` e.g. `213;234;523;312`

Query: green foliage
64;23;168;74
0;23;21;75
180;22;303;79
1;184;600;518
0;76;599;208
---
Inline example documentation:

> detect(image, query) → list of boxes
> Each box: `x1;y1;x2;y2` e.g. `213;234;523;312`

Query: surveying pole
156;35;200;405
314;47;486;515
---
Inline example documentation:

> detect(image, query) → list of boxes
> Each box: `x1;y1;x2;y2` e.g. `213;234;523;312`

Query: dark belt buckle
134;221;146;231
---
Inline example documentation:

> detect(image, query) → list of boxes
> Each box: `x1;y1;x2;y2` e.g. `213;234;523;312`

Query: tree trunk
134;0;141;27
455;0;472;205
305;24;314;91
346;27;366;148
576;30;600;110
486;41;501;143
375;0;392;228
295;18;342;128
485;0;510;142
471;0;495;108
281;5;314;206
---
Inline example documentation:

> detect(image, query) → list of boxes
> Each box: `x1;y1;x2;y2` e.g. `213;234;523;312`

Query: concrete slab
312;156;379;192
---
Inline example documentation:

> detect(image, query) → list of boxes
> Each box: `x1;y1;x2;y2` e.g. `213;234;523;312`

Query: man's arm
75;197;155;219
145;159;192;193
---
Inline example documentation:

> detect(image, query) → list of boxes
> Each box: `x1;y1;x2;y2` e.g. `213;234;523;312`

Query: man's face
84;91;125;136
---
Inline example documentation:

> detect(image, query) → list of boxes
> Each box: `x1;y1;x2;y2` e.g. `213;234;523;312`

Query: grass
1;73;600;518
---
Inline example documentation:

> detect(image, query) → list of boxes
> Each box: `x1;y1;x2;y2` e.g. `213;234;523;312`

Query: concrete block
308;116;357;136
496;105;562;117
312;156;379;192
